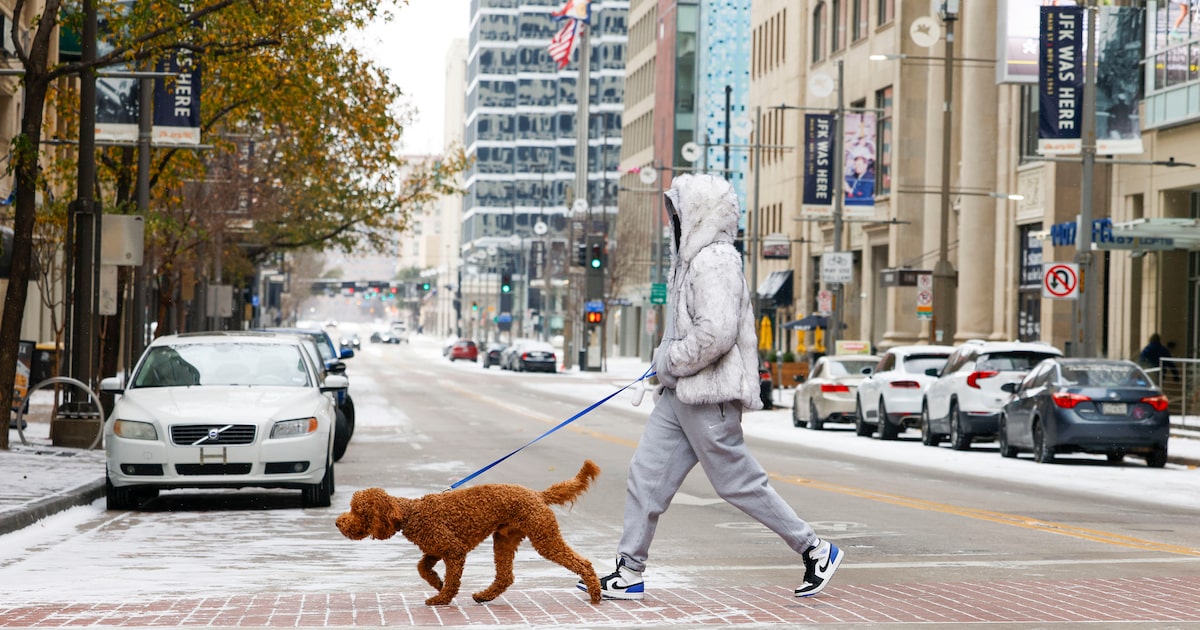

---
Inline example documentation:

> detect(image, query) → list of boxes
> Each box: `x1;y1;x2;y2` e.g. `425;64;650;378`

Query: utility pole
931;3;958;345
829;59;845;353
750;105;762;325
1076;0;1099;357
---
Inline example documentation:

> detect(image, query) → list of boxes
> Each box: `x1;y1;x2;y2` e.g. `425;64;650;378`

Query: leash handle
446;367;656;490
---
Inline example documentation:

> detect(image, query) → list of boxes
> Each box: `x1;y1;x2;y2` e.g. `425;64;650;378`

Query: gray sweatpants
617;388;819;572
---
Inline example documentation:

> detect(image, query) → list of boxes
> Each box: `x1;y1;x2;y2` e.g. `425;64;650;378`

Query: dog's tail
541;460;600;506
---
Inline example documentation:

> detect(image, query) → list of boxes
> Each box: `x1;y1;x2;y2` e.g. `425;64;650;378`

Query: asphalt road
2;339;1199;628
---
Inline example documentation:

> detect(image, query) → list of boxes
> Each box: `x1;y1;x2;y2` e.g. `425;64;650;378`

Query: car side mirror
1001;382;1019;394
321;374;350;392
99;375;125;394
925;367;940;377
792;374;805;383
339;348;355;359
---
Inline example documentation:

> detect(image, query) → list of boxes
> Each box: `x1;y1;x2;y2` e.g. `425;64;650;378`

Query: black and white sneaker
578;557;644;600
795;538;843;597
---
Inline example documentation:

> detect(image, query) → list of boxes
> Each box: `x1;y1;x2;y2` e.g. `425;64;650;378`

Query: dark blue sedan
998;358;1169;467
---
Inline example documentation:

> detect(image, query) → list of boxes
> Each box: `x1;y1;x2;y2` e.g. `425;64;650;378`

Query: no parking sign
1042;263;1079;300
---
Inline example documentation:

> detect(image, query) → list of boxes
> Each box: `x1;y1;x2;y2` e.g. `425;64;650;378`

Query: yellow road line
445;379;1200;557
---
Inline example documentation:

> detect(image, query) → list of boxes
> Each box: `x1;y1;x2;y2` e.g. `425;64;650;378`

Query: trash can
31;342;59;387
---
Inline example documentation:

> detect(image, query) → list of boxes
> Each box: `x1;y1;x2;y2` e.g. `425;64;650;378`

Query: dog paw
472;592;496;603
425;595;453;606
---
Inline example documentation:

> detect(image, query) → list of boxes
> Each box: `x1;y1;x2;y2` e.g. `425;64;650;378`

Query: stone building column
954;5;999;341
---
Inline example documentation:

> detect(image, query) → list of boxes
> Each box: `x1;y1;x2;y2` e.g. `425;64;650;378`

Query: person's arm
664;249;743;378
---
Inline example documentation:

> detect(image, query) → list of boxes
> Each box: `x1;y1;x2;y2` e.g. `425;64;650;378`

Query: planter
768;362;809;387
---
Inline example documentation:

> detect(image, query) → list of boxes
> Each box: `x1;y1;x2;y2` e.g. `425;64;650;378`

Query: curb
0;479;105;537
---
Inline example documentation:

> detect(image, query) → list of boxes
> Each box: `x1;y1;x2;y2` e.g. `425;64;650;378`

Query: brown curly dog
336;460;602;606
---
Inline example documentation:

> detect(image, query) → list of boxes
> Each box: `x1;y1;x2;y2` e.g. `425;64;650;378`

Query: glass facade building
463;0;628;267
696;0;751;211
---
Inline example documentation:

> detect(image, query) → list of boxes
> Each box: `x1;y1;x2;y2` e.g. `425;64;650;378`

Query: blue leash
447;366;656;490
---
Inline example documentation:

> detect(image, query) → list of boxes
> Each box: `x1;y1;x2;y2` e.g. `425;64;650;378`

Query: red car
448;339;478;362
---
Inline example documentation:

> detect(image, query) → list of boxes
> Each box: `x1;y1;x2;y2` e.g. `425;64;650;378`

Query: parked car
508;340;557;373
759;361;774;410
998;358;1170;466
921;340;1062;450
854;345;955;440
259;328;356;454
481;343;508;368
499;341;529;370
792;355;880;430
448;339;478;362
100;331;346;510
369;330;403;344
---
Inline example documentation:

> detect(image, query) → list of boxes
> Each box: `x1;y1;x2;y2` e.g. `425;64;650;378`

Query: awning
1108;218;1200;251
756;270;793;307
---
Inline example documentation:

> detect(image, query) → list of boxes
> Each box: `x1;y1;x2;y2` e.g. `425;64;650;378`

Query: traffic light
420;281;431;291
575;242;587;267
471;301;478;312
585;311;603;324
588;238;604;270
500;272;512;293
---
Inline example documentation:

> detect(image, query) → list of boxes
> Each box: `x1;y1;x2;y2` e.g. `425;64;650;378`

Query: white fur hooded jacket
653;173;764;411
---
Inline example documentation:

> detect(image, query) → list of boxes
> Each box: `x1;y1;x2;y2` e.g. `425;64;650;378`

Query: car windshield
132;342;312;388
903;355;949;374
827;360;876;377
977;351;1059;372
1061;363;1153;388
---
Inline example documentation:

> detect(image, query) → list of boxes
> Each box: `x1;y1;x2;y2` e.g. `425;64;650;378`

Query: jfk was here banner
1038;5;1084;154
802;113;834;215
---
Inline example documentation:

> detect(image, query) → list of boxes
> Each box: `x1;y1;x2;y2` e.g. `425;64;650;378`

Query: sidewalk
4;366;1200;538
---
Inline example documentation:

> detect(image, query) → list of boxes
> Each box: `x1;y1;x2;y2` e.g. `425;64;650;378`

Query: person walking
579;173;843;601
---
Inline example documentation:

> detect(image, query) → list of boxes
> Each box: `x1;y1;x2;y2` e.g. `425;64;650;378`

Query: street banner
842;111;876;213
997;0;1078;84
153;47;202;145
1095;6;1143;155
802;113;834;215
1038;5;1084;154
95;1;139;143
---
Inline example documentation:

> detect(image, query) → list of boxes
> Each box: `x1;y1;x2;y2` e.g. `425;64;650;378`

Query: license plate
1100;402;1127;415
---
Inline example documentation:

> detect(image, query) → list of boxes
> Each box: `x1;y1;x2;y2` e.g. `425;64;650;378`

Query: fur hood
657;174;763;410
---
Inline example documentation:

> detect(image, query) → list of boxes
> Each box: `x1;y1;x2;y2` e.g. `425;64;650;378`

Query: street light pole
829;59;845;353
932;5;958;345
1077;0;1099;357
750;105;762;326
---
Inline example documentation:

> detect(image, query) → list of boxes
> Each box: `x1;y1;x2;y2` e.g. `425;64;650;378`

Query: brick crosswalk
3;577;1199;627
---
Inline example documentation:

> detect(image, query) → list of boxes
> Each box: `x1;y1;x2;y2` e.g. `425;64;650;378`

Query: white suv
921;340;1062;450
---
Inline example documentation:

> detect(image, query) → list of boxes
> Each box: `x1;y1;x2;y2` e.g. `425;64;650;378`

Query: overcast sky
355;0;471;155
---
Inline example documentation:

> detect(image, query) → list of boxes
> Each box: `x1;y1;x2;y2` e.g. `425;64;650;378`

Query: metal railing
1152;358;1200;432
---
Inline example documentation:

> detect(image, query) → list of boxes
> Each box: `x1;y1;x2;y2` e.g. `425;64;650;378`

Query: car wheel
792;396;803;427
948;401;971;451
878;400;899;441
105;475;139;511
1032;420;1055;464
920;403;941;446
332;408;351;462
303;457;334;508
854;398;871;436
997;414;1018;458
1145;445;1168;468
807;401;823;430
1106;452;1125;463
343;394;356;438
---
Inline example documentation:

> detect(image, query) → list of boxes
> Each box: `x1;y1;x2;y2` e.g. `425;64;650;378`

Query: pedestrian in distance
578;173;844;601
1140;333;1177;381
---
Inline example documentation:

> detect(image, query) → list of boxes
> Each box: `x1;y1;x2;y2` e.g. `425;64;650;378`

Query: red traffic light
585;311;603;324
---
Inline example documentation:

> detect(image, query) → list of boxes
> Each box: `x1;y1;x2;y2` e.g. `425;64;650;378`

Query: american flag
547;19;578;69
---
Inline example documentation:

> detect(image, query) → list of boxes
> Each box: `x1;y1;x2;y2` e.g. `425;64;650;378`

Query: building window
813;3;826;62
875;86;892;196
877;0;894;26
1019;85;1039;162
832;0;845;52
852;0;868;42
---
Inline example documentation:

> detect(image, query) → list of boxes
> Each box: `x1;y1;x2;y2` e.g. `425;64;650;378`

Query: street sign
1042;262;1079;300
817;289;833;315
821;252;853;284
651;282;667;304
916;271;933;319
584;300;605;313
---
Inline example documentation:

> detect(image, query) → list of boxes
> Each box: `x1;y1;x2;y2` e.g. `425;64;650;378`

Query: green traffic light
590;259;601;269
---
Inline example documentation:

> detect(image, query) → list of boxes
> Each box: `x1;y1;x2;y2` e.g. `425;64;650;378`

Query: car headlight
270;417;319;438
113;419;158;441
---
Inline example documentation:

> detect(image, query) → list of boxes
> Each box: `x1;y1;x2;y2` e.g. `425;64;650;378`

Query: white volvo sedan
101;332;347;510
